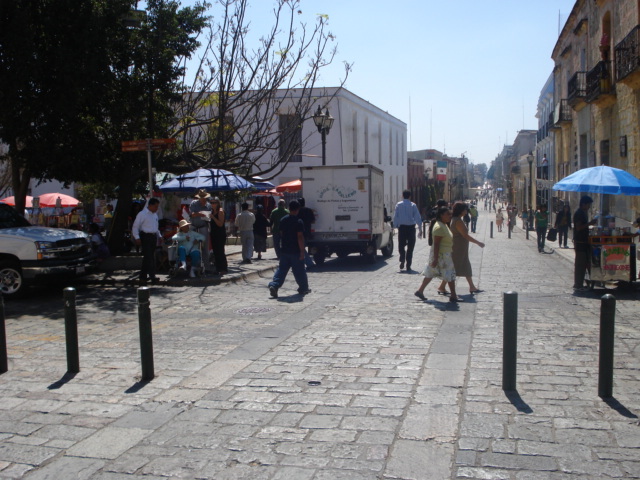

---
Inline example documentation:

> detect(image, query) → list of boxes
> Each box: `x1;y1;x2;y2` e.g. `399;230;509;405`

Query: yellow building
552;0;640;224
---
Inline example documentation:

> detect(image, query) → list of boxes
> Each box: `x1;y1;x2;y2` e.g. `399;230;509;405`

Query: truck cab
0;203;96;297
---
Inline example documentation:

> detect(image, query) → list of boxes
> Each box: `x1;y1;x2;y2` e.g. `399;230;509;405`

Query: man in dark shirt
573;195;597;291
268;200;310;298
297;197;315;268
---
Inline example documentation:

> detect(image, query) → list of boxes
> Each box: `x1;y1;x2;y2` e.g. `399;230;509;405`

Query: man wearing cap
172;219;206;277
573;195;597;291
189;189;212;271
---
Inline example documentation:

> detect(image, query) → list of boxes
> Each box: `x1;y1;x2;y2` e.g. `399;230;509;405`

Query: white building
257;87;407;209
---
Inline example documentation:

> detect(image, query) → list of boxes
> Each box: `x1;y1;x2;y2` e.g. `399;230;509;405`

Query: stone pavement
0;208;638;479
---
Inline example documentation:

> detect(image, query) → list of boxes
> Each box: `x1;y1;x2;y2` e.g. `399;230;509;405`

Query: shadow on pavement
505;390;534;414
603;397;638;419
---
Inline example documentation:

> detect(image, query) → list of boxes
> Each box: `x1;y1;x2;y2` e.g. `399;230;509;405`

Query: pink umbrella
0;195;33;208
38;193;80;208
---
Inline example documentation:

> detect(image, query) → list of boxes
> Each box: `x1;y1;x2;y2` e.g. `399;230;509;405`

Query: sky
176;0;577;167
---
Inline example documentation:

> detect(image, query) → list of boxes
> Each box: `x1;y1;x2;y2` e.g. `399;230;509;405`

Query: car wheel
0;261;25;298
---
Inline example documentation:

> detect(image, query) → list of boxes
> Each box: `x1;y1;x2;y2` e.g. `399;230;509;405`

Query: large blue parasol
552;165;640;196
158;168;254;194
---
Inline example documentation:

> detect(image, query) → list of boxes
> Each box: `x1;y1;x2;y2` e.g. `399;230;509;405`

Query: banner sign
436;160;447;181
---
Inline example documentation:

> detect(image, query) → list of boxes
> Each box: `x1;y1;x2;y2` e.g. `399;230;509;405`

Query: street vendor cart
587;231;637;289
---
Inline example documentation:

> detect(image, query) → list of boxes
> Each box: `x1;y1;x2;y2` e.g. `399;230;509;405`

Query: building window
279;114;302;162
600;140;610;166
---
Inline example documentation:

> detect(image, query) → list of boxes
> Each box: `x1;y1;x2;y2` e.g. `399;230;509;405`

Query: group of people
414;198;485;303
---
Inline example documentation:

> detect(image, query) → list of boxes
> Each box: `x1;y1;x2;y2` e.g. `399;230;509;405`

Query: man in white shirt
132;197;161;285
393;190;423;271
235;202;255;263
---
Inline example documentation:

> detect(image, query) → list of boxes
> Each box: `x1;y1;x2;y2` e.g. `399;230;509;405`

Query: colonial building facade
551;0;640;223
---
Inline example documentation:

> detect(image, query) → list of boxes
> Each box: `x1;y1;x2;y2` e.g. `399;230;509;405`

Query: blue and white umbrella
158;168;254;194
552;165;640;196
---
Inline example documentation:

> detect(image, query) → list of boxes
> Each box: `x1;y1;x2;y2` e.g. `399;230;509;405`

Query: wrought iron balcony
553;99;571;126
567;71;587;108
615;25;640;83
586;61;615;103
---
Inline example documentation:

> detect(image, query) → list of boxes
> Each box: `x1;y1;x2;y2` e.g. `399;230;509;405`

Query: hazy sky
178;0;577;166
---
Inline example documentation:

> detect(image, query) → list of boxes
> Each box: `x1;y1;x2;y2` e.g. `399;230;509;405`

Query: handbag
546;228;557;242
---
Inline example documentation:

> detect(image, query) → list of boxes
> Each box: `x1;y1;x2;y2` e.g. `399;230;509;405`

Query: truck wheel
381;236;394;257
314;254;326;266
0;262;25;298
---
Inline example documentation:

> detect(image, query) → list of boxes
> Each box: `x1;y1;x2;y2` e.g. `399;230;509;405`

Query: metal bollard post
508;222;511;239
490;221;493;238
502;291;518;391
137;287;155;381
63;287;80;373
526;223;529;240
598;294;616;398
0;294;7;374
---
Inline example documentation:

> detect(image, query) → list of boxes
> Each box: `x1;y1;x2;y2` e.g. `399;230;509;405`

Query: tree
169;0;350;179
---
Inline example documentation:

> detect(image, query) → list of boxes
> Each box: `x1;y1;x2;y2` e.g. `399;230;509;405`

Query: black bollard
63;287;80;373
490;221;494;238
0;294;7;374
137;287;155;381
598;294;616;398
502;291;518;391
526;223;529;240
508;223;511;239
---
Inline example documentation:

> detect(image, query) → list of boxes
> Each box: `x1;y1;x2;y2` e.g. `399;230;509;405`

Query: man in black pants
132;197;161;285
393;190;423;271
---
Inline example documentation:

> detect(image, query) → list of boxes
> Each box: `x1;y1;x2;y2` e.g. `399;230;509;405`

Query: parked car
0;203;96;297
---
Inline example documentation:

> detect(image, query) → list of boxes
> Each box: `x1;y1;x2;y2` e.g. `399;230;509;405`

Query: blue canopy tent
158;168;254;194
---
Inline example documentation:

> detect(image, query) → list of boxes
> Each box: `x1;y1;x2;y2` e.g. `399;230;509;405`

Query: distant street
1;207;639;479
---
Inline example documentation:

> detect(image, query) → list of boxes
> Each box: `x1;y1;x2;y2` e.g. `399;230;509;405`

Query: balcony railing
553;99;571;125
615;25;640;81
567;71;587;105
586;61;614;102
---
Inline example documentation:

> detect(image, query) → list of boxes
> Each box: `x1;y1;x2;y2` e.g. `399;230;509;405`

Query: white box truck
300;164;394;264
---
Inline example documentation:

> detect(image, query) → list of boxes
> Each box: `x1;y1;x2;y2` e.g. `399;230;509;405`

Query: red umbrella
0;196;33;208
275;179;302;193
38;193;80;208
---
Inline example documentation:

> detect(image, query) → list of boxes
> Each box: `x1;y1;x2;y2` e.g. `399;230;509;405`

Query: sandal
470;289;484;294
437;290;450;296
414;291;426;300
449;297;464;303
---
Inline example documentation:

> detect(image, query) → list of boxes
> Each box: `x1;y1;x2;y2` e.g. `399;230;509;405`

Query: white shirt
132;207;159;240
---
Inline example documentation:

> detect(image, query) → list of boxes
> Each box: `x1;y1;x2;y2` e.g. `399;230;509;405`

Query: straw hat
195;189;210;199
178;219;191;229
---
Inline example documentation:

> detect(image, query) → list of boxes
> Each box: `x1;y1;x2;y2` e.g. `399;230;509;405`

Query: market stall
552;165;640;288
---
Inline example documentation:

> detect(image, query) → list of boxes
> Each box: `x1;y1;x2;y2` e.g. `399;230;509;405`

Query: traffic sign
121;138;176;152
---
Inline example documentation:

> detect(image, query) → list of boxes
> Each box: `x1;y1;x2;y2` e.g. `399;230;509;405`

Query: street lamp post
312;105;334;166
527;153;534;234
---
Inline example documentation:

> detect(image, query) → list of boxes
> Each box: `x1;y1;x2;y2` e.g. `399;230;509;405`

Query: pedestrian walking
269;199;289;259
520;205;529;230
235;202;255;263
253;205;270;260
437;201;485;295
507;206;517;235
554;204;572;248
495;208;504;232
209;197;228;275
535;204;549;252
414;206;461;302
469;203;478;233
268;200;310;298
132;197;161;285
189;189;213;272
297;197;315;268
393;189;423;271
573;196;597;291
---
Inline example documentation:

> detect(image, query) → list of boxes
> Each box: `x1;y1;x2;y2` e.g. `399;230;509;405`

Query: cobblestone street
1;208;638;479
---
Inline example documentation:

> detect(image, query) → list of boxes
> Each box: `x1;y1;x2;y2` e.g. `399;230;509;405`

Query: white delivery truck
300;164;394;264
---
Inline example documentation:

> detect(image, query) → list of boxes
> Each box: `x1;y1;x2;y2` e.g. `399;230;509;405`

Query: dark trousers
397;225;417;267
557;226;569;247
536;227;547;252
269;252;309;292
210;232;228;272
574;247;590;288
470;217;477;233
140;232;157;280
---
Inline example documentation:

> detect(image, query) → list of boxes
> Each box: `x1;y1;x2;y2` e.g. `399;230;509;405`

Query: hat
195;189;210;199
580;195;594;205
178;219;191;229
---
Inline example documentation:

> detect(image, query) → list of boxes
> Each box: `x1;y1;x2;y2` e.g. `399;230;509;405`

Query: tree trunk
107;169;136;255
11;158;31;216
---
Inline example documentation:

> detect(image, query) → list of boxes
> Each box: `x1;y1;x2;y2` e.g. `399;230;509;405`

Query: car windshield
0;204;32;229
